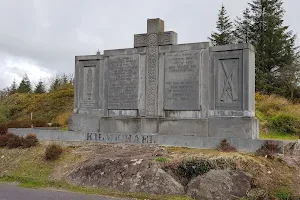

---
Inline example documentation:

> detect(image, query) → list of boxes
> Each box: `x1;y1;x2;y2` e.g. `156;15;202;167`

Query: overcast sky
0;0;299;89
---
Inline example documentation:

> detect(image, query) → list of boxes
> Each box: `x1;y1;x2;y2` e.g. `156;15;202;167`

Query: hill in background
0;87;299;140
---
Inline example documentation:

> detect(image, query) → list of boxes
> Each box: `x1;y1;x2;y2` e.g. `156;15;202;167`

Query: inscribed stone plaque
164;51;200;110
108;55;139;109
214;50;243;110
81;66;96;108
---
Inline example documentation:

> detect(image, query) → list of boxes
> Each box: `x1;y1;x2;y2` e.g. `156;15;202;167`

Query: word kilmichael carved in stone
68;18;261;152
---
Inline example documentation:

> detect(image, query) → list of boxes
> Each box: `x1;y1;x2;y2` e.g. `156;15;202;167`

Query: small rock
247;188;268;200
187;170;251;200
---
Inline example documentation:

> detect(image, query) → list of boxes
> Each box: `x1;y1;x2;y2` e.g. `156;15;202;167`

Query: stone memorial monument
68;18;260;151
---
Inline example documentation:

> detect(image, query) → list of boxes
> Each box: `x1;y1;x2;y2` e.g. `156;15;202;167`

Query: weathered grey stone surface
159;119;208;137
209;44;255;117
9;128;286;153
208;117;259;139
68;114;100;132
187;170;251;200
68;158;184;195
108;55;139;109
164;51;201;110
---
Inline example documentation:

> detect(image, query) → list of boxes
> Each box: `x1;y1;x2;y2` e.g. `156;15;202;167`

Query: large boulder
68;157;184;195
187;170;251;200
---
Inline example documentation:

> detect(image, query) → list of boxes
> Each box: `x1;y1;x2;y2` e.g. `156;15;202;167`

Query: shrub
218;139;236;152
21;133;38;148
0;123;8;135
167;157;237;180
6;134;23;149
0;134;11;147
256;141;281;156
51;123;61;127
44;144;63;161
270;114;300;135
6;120;31;128
32;119;48;127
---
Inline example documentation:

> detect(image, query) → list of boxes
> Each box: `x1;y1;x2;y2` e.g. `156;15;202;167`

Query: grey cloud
0;0;299;89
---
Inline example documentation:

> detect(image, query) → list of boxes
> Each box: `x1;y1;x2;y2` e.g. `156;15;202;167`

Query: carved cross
220;61;238;102
134;18;178;116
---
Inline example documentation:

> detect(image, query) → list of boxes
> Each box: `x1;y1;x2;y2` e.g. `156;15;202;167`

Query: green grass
0;145;192;200
156;157;169;163
260;132;298;140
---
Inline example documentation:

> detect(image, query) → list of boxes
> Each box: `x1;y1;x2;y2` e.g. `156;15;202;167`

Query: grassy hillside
0;86;73;127
0;87;299;140
256;93;300;140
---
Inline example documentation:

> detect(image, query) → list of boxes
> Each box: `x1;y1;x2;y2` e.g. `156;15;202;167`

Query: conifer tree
209;4;234;46
9;79;17;94
234;8;252;43
234;0;298;97
34;79;46;94
17;74;32;93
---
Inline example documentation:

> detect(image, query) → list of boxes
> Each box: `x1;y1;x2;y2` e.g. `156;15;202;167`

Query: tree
234;8;252;43
17;74;32;93
9;79;17;95
235;0;298;97
209;4;234;45
34;79;46;94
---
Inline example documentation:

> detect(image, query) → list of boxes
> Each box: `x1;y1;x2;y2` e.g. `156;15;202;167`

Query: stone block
99;118;141;133
208;117;259;139
68;114;100;132
158;119;208;137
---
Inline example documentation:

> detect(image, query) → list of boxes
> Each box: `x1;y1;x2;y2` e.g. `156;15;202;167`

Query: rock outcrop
187;170;251;200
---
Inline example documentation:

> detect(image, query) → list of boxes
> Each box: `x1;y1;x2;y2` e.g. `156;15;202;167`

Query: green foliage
156;157;169;163
271;187;291;200
34;79;46;94
209;4;234;45
176;158;236;179
9;79;17;95
270;114;300;134
49;73;74;92
17;74;32;93
235;0;299;98
44;144;63;161
234;8;251;43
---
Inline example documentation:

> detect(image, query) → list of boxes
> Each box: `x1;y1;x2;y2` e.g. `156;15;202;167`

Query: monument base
68;114;259;140
9;127;283;153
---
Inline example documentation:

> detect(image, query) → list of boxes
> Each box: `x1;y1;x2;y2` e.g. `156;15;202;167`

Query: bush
0;134;11;147
0;133;38;148
270;114;300;135
21;133;38;148
218;139;236;152
44;144;63;161
256;141;281;156
32;119;48;127
0;123;8;135
6;134;23;149
6;120;31;128
166;158;237;180
51;123;61;127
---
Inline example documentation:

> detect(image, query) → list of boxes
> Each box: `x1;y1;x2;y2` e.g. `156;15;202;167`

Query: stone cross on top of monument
134;18;178;48
133;18;178;116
